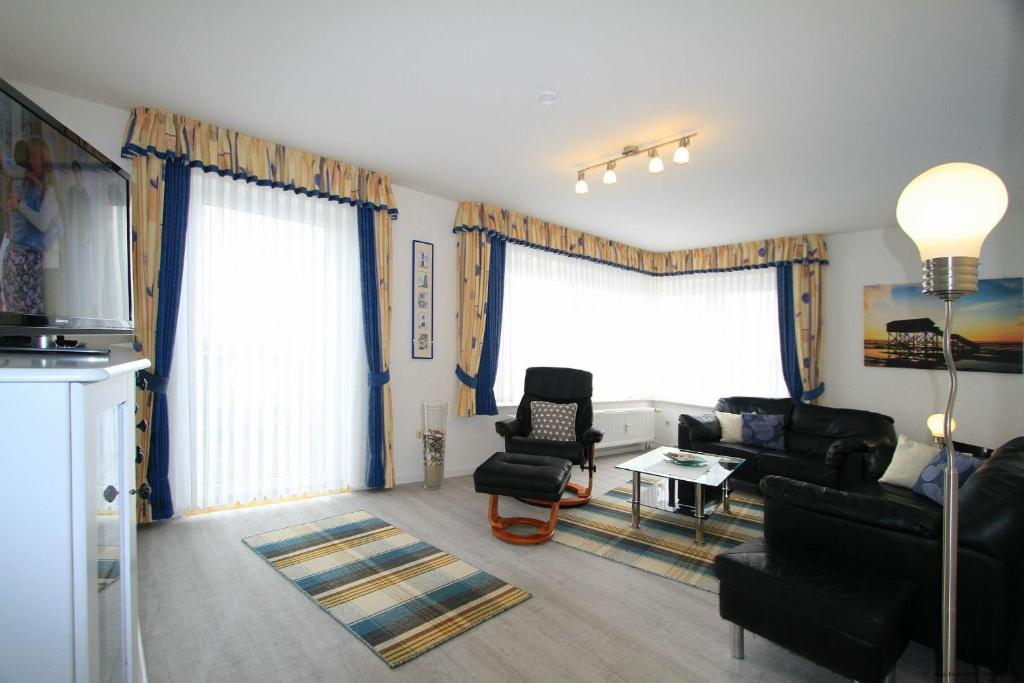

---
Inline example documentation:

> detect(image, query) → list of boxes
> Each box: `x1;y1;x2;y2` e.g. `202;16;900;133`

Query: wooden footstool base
488;495;560;544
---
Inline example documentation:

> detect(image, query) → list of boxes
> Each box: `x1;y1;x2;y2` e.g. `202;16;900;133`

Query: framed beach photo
411;240;434;359
864;277;1023;374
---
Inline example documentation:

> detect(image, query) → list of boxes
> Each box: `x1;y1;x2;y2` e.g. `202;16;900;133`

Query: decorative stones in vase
422;400;447;488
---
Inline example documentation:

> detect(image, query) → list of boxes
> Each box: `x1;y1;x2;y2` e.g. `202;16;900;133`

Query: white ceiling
0;0;1020;250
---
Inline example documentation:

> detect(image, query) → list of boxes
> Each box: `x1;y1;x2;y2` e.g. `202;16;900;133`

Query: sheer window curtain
167;169;367;514
653;267;788;406
495;244;657;403
495;243;787;406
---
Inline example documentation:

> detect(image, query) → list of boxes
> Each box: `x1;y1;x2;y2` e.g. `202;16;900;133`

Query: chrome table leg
631;471;640;528
722;479;731;514
694;483;705;545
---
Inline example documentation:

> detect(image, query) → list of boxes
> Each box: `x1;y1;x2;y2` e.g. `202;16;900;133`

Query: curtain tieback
368;370;390;388
801;382;825;401
137;370;169;395
455;365;477;389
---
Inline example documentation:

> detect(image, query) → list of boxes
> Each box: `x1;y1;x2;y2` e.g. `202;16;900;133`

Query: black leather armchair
495;367;603;506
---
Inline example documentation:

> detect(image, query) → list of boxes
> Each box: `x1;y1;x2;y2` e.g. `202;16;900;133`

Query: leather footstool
473;452;572;544
715;538;914;683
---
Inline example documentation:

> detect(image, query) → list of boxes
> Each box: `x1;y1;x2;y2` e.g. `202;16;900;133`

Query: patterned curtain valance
122;107;398;218
453;201;827;275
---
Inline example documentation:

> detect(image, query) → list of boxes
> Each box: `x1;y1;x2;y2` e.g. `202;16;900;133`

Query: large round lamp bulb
896;162;1008;260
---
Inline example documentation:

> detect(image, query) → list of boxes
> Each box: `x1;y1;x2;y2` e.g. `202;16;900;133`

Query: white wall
822;215;1024;449
387;186;506;484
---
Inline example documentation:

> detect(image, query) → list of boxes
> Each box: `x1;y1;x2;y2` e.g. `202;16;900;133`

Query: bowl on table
662;451;708;467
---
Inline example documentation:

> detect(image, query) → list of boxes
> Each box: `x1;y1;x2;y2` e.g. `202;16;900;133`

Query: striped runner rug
552;481;763;593
243;510;531;668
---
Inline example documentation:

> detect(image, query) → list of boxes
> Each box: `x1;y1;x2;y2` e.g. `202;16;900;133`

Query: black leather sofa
755;437;1024;675
678;396;897;488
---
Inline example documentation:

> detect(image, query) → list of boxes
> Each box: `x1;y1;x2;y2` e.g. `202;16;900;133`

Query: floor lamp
896;162;1009;679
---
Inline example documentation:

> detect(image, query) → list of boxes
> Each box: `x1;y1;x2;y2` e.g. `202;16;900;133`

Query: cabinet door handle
103;485;119;503
130;483;152;500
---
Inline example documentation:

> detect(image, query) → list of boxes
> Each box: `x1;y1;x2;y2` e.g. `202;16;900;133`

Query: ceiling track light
574;132;697;194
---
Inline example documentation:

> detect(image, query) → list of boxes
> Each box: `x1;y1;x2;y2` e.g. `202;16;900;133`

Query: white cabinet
0;346;149;682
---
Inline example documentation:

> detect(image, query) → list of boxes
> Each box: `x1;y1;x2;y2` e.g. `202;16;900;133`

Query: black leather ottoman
715;538;914;683
473;452;572;544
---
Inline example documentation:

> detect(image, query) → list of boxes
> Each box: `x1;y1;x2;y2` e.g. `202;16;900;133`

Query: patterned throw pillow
912;449;982;505
528;401;578;442
740;412;786;451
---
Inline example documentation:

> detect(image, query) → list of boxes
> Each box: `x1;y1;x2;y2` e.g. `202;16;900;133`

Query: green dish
663;454;707;467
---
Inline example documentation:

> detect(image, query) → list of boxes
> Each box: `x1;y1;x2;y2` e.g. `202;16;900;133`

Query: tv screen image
0;79;131;340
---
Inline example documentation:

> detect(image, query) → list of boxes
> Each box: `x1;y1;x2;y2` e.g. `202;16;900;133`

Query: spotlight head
603;161;617;185
673;138;691;164
575;170;589;194
648;149;664;174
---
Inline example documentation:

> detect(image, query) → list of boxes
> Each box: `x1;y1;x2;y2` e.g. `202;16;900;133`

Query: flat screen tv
0;78;131;352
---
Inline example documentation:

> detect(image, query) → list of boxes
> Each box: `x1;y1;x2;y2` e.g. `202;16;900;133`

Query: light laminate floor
138;452;940;682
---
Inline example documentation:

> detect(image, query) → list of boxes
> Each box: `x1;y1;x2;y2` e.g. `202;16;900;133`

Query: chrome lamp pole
895;162;1008;680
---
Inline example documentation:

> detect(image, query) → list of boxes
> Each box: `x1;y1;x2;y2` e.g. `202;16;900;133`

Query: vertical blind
495;243;787;406
167;169;366;513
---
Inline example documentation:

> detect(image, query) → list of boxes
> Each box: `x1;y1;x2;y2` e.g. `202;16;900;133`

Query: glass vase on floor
422;400;447;489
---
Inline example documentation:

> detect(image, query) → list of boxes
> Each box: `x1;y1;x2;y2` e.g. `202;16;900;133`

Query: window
495;244;787;406
167;170;366;513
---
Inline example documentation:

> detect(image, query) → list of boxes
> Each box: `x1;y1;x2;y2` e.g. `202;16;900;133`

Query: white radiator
592;407;656;450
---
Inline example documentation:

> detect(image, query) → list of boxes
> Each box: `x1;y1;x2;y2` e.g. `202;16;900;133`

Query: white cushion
715;411;743;444
878;434;939;488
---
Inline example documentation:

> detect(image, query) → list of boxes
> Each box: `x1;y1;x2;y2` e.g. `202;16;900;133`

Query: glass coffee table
615;446;745;545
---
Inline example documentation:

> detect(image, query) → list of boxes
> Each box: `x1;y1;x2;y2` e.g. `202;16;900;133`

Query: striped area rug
553;482;763;593
243;511;531;668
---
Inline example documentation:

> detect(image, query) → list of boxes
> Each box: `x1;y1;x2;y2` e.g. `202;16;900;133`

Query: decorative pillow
912;449;982;505
740;412;786;451
714;411;743;443
878;434;938;488
528;401;578;441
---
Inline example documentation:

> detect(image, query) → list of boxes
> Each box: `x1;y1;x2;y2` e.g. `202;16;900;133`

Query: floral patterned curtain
454;201;826;275
793;262;825;401
123;108;397;217
124;108;399;515
454;230;492;416
129;155;165;523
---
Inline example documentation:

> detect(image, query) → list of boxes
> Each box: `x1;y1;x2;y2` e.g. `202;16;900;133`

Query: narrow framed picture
411;240;434;359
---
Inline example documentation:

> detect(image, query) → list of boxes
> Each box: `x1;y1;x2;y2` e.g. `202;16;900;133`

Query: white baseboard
395;463;478;487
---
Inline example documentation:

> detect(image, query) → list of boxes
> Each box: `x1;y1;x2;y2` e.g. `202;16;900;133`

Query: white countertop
0;343;150;383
